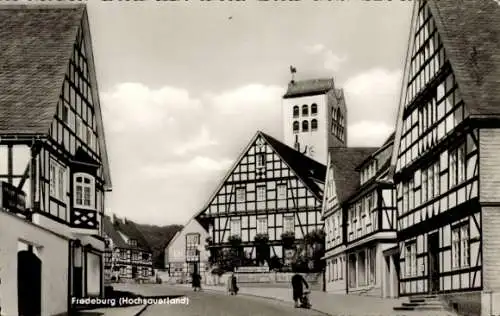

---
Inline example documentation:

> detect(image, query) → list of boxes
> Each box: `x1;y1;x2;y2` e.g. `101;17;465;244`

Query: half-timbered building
164;217;209;283
322;147;377;293
282;78;347;165
109;217;154;281
196;131;326;264
389;0;500;314
0;4;112;315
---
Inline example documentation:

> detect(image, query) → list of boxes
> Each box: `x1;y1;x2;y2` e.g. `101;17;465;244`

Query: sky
78;0;413;225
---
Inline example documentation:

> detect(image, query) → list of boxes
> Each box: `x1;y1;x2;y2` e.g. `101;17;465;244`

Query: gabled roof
102;215;127;248
261;132;327;198
196;131;327;219
356;131;395;171
113;219;152;252
283;78;335;99
0;4;112;191
427;0;500;117
0;4;84;135
329;147;378;204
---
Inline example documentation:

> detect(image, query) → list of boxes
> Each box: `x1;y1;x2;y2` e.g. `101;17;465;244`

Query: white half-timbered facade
164;217;209;283
0;5;112;316
196;131;326;264
390;0;500;314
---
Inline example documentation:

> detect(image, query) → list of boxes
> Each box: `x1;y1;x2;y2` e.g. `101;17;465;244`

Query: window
87;127;93;150
450;148;457;187
311;119;318;131
302;120;309;132
50;160;66;201
75;117;82;139
302;104;308;116
452;224;470;269
256;153;265;169
74;173;95;209
283;216;294;232
405;242;417;277
293;106;299;117
257;217;267;234
293;121;299;133
236;188;246;203
311;103;317;115
129;239;137;247
62;105;69;123
231;219;241;237
277;184;287;200
256;186;266;201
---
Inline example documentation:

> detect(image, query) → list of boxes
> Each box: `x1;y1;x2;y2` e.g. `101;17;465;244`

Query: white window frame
50;159;66;201
257;217;268;235
283;215;294;233
256;186;266;201
277;184;287;200
73;172;95;210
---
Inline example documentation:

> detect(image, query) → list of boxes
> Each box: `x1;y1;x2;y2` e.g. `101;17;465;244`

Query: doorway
428;232;440;294
18;250;42;316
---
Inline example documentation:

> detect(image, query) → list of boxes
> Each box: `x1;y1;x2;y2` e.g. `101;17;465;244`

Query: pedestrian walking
291;273;309;308
192;272;202;291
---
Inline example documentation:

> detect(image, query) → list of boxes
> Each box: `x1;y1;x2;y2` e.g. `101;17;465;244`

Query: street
121;285;327;316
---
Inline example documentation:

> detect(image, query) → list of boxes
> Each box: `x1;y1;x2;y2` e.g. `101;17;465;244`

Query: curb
203;288;333;316
134;304;149;316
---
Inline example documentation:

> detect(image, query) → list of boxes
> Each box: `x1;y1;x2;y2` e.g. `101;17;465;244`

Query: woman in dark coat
291;273;309;307
192;272;202;291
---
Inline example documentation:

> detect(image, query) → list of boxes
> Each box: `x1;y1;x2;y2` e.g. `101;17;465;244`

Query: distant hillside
134;222;183;268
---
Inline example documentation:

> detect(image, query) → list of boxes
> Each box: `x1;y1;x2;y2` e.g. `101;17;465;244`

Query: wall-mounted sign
0;182;27;214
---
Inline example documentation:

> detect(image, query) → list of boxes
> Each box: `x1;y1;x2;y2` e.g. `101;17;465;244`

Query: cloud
343;68;402;125
101;82;284;224
348;121;394;147
173;126;218;156
304;44;347;72
101;83;201;133
304;44;325;54
141;156;233;178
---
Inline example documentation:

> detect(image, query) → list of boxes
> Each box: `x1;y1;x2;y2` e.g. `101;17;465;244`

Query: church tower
282;76;347;165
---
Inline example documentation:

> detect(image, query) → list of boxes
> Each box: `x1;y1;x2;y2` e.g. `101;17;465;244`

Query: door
428;232;440;293
18;250;42;316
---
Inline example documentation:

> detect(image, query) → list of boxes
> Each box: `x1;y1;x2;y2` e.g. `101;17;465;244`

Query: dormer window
302;104;308;116
74;172;95;209
129;239;137;247
293;106;299;118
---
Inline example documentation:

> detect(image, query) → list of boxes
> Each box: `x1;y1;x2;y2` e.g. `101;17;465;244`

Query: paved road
139;286;326;316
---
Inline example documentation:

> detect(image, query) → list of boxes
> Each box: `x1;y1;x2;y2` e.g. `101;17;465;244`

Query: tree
254;233;270;266
303;229;326;272
226;235;244;271
205;236;219;266
281;231;296;249
268;255;282;271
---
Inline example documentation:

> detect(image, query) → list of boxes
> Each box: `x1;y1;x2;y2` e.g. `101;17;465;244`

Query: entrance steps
394;295;450;312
